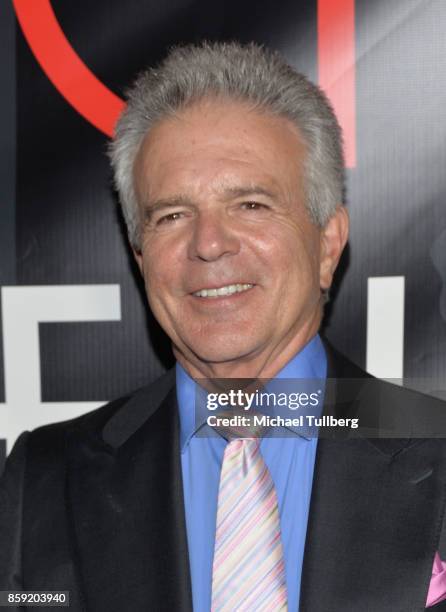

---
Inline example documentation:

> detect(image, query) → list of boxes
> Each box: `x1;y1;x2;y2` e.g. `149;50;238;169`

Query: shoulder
323;338;446;440
325;337;444;401
6;368;176;471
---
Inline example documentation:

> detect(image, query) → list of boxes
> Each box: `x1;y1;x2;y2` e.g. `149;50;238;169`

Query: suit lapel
300;344;446;611
66;376;193;612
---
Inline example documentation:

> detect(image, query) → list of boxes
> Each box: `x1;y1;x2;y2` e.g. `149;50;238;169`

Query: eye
240;201;269;211
155;211;184;225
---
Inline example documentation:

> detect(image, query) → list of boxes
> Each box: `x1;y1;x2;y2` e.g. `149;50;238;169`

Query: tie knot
212;408;267;441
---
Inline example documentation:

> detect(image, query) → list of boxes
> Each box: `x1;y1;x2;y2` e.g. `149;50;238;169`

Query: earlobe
319;206;349;290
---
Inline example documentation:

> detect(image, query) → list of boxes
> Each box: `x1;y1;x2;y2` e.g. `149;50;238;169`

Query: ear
319;206;349;291
132;246;144;275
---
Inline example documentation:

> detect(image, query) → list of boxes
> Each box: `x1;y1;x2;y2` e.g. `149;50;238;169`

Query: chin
194;347;251;365
187;337;257;366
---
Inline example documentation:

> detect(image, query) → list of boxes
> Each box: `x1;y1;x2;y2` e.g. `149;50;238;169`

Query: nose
187;210;240;262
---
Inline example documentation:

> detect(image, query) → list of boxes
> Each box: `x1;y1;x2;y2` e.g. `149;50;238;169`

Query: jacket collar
102;367;176;449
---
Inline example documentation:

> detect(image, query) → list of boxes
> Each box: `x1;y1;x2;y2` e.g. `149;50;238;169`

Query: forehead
133;98;307;201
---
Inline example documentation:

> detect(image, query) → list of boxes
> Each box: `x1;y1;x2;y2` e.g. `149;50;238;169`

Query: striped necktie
211;436;288;611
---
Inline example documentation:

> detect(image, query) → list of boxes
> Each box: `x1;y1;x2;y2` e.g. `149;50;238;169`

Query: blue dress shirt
176;334;327;612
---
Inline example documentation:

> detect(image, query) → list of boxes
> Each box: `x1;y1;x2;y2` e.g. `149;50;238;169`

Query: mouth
192;283;254;298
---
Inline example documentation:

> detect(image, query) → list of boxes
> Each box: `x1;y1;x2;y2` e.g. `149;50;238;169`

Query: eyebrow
143;185;278;219
142;196;193;220
219;185;278;201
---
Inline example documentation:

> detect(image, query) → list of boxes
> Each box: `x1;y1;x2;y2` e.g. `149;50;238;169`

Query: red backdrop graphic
13;0;125;136
13;0;356;166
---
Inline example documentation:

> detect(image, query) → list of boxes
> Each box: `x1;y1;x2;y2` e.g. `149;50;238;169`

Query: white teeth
193;283;253;298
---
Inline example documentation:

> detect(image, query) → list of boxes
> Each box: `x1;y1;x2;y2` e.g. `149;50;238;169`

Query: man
1;42;446;611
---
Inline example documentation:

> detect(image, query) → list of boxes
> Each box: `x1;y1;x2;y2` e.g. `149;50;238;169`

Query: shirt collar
176;333;327;451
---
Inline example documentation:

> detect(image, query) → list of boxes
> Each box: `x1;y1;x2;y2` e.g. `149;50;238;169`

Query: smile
192;283;254;298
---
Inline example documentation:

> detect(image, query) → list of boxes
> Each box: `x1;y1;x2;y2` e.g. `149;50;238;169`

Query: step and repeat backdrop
1;0;446;471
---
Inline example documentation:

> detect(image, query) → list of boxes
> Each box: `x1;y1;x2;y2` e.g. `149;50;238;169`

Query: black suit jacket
1;343;446;611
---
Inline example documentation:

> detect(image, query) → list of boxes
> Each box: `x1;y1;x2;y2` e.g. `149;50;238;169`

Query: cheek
259;228;318;280
140;255;172;311
142;237;179;283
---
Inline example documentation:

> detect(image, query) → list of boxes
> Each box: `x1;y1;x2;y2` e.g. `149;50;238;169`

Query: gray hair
109;41;345;249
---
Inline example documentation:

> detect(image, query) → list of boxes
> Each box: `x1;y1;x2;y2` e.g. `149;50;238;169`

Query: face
133;99;348;377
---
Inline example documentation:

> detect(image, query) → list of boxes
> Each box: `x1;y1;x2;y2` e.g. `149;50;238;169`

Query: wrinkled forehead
133;97;307;205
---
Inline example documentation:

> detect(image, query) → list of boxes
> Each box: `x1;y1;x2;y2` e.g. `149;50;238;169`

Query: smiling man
1;42;446;612
131;96;347;380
